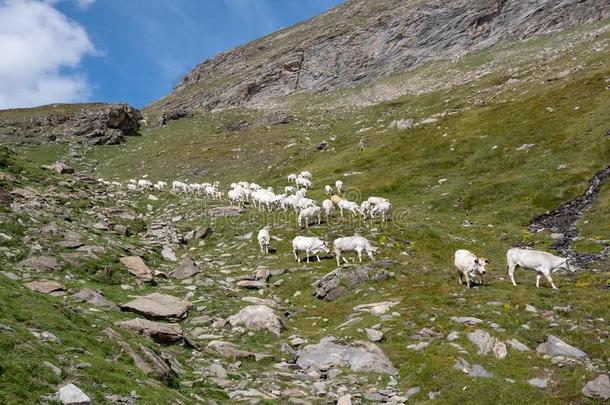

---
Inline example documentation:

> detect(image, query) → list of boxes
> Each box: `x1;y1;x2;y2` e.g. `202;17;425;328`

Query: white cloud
0;0;96;109
75;0;94;10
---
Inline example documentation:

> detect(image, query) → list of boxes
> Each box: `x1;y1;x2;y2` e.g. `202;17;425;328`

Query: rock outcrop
0;103;141;146
147;0;610;117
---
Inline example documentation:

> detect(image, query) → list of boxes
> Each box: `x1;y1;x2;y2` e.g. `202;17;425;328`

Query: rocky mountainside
148;0;610;119
0;103;141;146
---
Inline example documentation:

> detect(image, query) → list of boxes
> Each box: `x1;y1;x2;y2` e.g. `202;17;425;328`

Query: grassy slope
5;20;610;405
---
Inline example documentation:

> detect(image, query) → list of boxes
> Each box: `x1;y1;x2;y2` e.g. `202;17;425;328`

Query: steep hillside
1;3;609;405
147;0;610;119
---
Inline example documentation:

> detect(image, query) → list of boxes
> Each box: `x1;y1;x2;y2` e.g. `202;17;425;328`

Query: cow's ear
474;258;480;264
485;259;490;264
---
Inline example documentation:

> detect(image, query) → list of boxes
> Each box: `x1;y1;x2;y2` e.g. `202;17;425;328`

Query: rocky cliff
148;0;610;119
0;103;142;146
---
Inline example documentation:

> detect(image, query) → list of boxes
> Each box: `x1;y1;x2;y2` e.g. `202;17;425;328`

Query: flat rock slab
451;316;483;325
312;265;392;301
19;256;60;272
25;280;65;294
582;374;610;401
116;318;184;344
72;288;116;309
207;340;267;361
171;257;201;280
536;335;587;359
236;280;267;289
354;301;399;315
296;336;397;375
208;206;243;217
120;293;191;320
119;256;153;282
227;305;284;336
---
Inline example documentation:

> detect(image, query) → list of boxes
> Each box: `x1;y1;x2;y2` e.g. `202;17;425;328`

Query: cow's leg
306;249;310;263
293;249;299;262
508;263;517;286
316;254;320;262
457;270;463;285
465;272;471;288
357;249;363;262
336;254;341;266
543;270;558;289
536;273;541;288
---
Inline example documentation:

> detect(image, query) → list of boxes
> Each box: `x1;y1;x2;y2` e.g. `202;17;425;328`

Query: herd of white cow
98;170;575;290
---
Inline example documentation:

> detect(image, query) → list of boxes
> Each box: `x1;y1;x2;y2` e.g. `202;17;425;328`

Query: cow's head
562;257;574;272
321;242;330;254
474;257;489;274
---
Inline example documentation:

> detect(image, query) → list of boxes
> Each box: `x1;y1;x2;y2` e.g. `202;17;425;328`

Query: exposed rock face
148;0;610;116
120;293;191;320
296;336;397;375
0;103;141;146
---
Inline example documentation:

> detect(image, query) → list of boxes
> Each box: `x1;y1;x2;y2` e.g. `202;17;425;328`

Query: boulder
161;245;177;262
171;257;201;280
536;335;587;359
582;374;610;401
206;340;266;361
467;329;507;360
119;256;153;282
116;318;184;344
120;293;191;320
72;288;116;309
19;256;60;272
208;206;243;217
236;280;267;289
25;279;65;294
50;162;74;174
365;328;384;342
450;316;483;325
58;384;90;404
296;336;397;375
227;305;284;336
454;357;493;378
312;265;392;301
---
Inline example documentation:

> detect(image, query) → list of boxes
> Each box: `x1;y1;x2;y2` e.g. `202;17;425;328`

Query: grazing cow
298;206;321;228
371;201;392;222
360;201;372;219
296;177;312;189
322;199;333;218
331;194;343;207
288;174;297;183
285;186;297;194
338;200;359;217
454;249;488;288
138;179;153;190
335;180;344;194
333;235;376;266
300;171;312;179
228;189;244;207
324;185;332;195
506;248;573;289
292;236;329;263
257;227;270;254
367;196;389;206
172;181;189;193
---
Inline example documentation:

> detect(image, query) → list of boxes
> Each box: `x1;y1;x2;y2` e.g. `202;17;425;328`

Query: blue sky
0;0;344;109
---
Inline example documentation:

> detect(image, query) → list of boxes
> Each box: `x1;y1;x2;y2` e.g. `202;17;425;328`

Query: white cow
360;201;372;219
371;201;392;222
300;171;312;179
333;235;376;266
335;180;344;194
288;174;298;183
324;185;332;195
292;236;330;263
338;200;359;217
367;196;389;206
298;206;321;228
507;248;573;289
285;186;297;194
138;179;152;190
172;181;189;193
296;177;312;189
322;199;333;218
257;227;271;254
454;249;488;288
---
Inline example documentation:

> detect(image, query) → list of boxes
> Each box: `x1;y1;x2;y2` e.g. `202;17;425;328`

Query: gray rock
171;257;201;280
507;338;529;352
312;265;393;301
206;340;265;361
58;383;90;404
336;393;352;405
454;357;493;378
25;279;65;294
73;288;116;309
404;387;420;400
43;361;62;377
236;280;267;289
450;316;483;325
467;329;507;360
536;335;587;359
161;245;177;261
120;293;191;320
116;318;184;344
208;206;243;217
227;305;284;336
527;377;548;388
19;256;60;272
525;304;538;313
296;336;397;375
119;256;153;282
365;328;384;342
447;331;459;341
582;374;610;401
